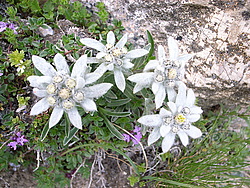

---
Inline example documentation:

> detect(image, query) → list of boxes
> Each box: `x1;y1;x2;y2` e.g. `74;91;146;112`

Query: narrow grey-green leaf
99;108;124;140
63;127;79;146
100;108;131;117
40;122;50;141
64;113;71;137
106;98;131;107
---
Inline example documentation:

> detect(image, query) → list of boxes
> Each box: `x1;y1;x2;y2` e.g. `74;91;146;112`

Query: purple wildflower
16;135;29;146
7;141;18;150
123;126;142;145
0;22;7;32
8;132;28;150
123;133;131;142
0;21;18;34
0;71;3;76
132;132;142;145
6;23;18;34
133;126;141;133
16;132;21;137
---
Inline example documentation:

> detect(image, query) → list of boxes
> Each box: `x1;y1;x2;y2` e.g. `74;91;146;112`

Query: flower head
123;133;131;142
0;22;7;32
128;37;193;108
122;126;142;146
8;142;18;150
7;132;28;150
138;84;202;153
80;31;148;92
28;54;112;129
0;21;18;34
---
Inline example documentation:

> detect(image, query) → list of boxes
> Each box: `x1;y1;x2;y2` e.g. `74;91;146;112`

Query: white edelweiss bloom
80;31;148;92
128;37;193;108
28;54;112;129
137;84;202;153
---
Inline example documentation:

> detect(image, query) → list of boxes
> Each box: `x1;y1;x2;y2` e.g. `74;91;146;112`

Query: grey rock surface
82;0;250;110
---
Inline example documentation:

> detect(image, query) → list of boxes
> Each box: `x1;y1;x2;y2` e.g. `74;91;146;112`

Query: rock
82;0;250;110
38;24;54;37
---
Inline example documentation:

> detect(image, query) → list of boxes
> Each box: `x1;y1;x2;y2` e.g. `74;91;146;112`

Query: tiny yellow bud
175;114;186;124
105;54;113;62
53;75;63;83
168;68;177;79
46;84;56;94
112;49;122;56
59;88;71;99
63;100;75;110
65;78;76;89
47;96;56;105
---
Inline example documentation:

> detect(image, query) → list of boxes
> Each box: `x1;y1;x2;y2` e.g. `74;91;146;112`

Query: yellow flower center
175;114;186;124
105;54;113;62
46;84;56;94
53;75;63;83
168;68;177;79
112;48;122;56
47;96;56;105
74;92;84;101
63;100;75;110
65;78;76;89
155;74;164;82
121;47;128;54
59;88;71;99
106;43;113;50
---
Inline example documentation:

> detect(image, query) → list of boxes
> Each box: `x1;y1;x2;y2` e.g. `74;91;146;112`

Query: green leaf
0;94;7;102
29;0;41;13
39;50;49;57
98;108;124;140
123;82;136;100
43;0;54;12
7;73;15;80
142;176;202;188
106;98;131;107
99;108;131;117
0;84;7;93
32;41;41;48
63;127;79;146
128;175;140;187
104;89;118;99
133;30;155;71
64;113;70;137
146;30;155;58
40;122;50;141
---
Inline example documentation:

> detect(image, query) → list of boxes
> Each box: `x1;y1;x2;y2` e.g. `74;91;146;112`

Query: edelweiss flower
138;84;202;153
28;54;112;129
80;31;148;92
128;37;193;108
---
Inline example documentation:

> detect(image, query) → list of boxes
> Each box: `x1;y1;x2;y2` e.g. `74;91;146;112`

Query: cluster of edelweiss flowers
28;31;202;153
